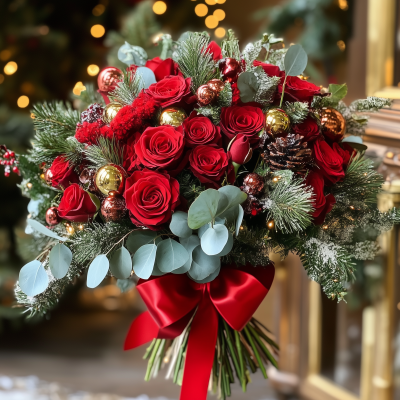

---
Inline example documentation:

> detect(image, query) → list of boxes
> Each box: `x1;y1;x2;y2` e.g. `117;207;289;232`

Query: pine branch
221;29;241;60
108;69;144;105
349;96;392;113
174;32;219;91
84;136;124;169
265;177;314;233
284;101;309;123
254;71;280;107
267;48;287;70
176;170;205;206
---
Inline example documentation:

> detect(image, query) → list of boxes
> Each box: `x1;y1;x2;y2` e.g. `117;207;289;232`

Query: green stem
248;324;278;369
279;75;288;108
244;326;267;379
222;320;241;380
174;330;189;383
143;339;156;359
234;330;246;392
145;339;161;381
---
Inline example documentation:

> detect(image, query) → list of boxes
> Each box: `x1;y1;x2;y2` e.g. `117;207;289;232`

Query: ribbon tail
124;311;159;351
180;295;219;400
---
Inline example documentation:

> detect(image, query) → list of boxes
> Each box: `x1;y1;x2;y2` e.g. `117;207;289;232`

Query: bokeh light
216;0;226;3
215;27;226;38
205;0;217;4
213;9;225;21
4;61;18;75
195;4;208;17
90;24;105;38
17;95;29;108
205;15;218;29
38;25;49;35
87;64;100;76
73;82;86;96
153;1;167;15
0;74;4;84
92;4;106;16
338;0;348;10
337;40;346;51
0;50;11;61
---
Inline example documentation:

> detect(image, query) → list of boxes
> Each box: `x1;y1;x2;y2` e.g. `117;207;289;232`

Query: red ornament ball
242;173;264;196
97;67;123;93
46;207;60;226
207;79;225;94
219;58;242;83
44;168;53;185
101;191;128;222
196;84;216;106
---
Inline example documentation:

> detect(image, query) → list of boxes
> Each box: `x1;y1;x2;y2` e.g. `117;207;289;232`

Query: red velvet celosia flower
75;121;112;145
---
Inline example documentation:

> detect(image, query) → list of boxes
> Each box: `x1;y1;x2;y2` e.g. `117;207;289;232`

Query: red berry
3;152;9;159
4;172;10;177
12;166;19;173
9;151;15;157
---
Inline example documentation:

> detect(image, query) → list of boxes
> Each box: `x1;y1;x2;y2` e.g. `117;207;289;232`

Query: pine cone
262;134;312;175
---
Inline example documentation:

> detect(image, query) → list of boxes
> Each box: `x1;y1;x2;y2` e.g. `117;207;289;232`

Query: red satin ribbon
124;264;275;400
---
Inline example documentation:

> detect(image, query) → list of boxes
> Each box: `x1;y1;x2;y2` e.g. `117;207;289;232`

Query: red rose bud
49;156;80;189
228;134;253;164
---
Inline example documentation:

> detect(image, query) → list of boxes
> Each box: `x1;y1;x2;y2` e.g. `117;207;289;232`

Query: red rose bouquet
3;31;398;400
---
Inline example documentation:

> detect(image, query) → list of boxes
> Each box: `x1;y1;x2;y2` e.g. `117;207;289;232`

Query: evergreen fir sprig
265;177;314;233
29;102;80;164
108;69;144;105
84;136;124;169
331;154;384;205
174;32;219;91
283;101;309;123
176;170;205;205
349;96;392;113
266;48;287;70
221;29;241;60
254;71;280;107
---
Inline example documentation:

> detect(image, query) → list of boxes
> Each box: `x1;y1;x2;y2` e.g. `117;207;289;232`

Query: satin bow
124;265;275;400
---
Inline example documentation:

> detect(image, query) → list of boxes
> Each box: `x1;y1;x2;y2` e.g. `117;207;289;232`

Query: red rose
182;112;222;148
229;134;252;164
206;41;223;61
220;106;264;148
292;116;320;142
58;183;98;222
123;169;180;230
49;156;79;189
145;57;180;82
313;138;345;184
278;73;321;103
146;75;191;108
306;170;336;225
123;132;140;175
332;143;355;169
231;83;242;105
134;125;186;174
75;121;113;145
189;145;235;189
253;61;280;77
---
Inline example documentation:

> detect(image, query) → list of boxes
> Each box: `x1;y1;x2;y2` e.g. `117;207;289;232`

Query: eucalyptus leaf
117;279;135;293
87;255;109;288
126;230;160;254
328;83;348;104
173;235;201;275
118;42;148;66
27;219;66;241
156;239;189;273
201;224;229;255
217;186;247;216
236;205;244;237
170;212;192;238
188;189;220;229
19;260;49;297
132;244;157;279
49;243;72;279
284;44;308;77
152;263;167;276
216;232;233;257
237;71;260;103
188;246;220;281
189;264;221;283
109;246;132;279
136;67;157;89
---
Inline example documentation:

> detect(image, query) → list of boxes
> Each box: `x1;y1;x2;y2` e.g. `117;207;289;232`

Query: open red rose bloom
10;31;395;400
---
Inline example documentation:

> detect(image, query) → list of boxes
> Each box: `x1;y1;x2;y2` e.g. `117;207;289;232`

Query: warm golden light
73;81;87;96
337;40;346;51
0;49;11;61
38;25;49;35
195;3;208;17
205;15;218;29
215;27;226;38
153;1;167;14
213;8;225;21
30;113;35;119
0;74;4;84
205;0;217;4
216;0;226;3
267;220;275;229
17;95;29;108
26;182;33;190
4;61;18;75
92;4;106;16
338;0;348;10
386;151;395;159
90;24;105;38
87;64;100;76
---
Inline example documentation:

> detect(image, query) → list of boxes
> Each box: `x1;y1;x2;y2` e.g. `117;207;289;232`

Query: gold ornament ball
95;164;126;196
103;102;123;124
265;108;290;138
320;107;346;142
159;107;188;127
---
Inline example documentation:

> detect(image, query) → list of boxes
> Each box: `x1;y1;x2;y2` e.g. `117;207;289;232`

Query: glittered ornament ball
46;207;60;226
207;79;225;94
101;191;128;222
103;102;123;124
97;66;123;93
95;164;126;196
265;108;290;138
79;168;97;192
320;107;346;142
196;84;216;106
242;173;264;196
159;107;188;127
44;168;53;185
